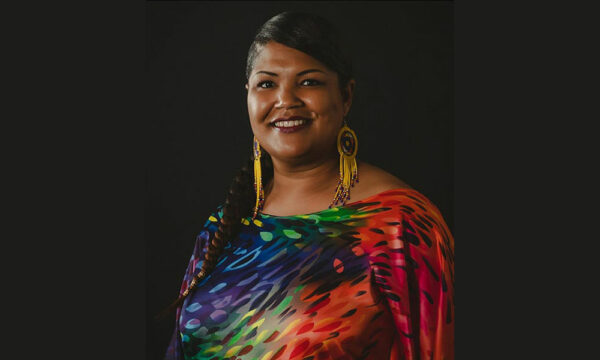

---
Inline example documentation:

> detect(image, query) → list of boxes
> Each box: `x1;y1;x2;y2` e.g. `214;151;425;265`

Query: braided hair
157;11;352;320
194;152;274;285
157;153;273;319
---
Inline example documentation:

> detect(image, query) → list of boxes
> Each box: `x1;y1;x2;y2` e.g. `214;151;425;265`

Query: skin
245;41;410;216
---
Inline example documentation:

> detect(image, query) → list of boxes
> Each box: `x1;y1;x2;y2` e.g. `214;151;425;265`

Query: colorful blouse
165;188;454;360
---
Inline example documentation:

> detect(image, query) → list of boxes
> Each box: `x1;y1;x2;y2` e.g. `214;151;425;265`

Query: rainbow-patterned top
165;188;454;360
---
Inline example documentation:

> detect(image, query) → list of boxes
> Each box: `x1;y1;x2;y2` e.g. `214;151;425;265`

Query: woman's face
246;41;354;163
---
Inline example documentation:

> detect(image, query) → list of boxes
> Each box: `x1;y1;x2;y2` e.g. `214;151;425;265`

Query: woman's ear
245;83;249;91
343;79;356;116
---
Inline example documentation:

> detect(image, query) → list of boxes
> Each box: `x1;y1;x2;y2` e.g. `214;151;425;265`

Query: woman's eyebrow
254;69;326;77
297;69;325;76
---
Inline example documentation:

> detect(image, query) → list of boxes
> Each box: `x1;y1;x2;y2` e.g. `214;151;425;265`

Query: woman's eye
301;79;321;86
257;81;274;89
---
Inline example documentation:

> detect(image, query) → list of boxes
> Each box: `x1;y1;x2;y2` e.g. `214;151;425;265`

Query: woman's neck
263;153;341;212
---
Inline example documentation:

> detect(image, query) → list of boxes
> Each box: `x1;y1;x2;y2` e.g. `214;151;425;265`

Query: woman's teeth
274;119;307;128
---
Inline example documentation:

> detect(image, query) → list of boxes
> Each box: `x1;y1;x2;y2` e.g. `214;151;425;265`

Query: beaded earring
330;118;359;208
252;136;265;219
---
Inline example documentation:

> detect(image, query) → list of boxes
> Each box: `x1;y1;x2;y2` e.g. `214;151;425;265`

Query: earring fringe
330;123;358;208
252;136;264;219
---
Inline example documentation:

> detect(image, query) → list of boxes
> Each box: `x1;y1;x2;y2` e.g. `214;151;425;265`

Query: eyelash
257;79;322;88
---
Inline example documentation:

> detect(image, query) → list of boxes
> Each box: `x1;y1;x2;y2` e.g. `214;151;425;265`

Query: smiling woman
161;11;454;360
245;41;360;216
246;42;352;166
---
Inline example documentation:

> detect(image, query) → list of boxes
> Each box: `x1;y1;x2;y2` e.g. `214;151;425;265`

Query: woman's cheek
247;97;260;123
307;90;337;113
249;93;271;121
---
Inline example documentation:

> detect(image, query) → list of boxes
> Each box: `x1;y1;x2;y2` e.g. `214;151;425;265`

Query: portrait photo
146;1;453;359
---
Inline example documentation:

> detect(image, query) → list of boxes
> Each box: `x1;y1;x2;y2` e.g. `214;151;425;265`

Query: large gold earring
330;118;359;208
252;136;265;219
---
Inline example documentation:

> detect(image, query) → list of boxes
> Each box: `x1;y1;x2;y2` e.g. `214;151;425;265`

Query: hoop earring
330;118;359;208
252;136;265;219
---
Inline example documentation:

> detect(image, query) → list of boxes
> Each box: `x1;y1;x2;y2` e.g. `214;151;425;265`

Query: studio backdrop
146;1;453;359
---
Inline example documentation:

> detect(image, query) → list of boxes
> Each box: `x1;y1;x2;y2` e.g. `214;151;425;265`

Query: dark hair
158;11;352;320
246;11;353;97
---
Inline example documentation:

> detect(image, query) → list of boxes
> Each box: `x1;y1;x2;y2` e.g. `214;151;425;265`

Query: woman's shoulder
354;161;448;225
354;162;454;252
197;204;225;232
353;161;412;200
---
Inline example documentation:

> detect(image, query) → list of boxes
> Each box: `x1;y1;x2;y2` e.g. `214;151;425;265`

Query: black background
6;1;595;359
146;2;452;359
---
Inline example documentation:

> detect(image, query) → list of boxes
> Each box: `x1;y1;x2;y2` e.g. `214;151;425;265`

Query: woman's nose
275;84;303;109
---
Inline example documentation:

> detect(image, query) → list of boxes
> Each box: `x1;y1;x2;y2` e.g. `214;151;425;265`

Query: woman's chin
266;145;315;162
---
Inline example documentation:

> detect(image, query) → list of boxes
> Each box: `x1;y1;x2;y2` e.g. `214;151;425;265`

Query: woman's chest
179;225;397;359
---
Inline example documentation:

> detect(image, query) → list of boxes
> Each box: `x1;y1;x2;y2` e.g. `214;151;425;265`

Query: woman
164;11;454;360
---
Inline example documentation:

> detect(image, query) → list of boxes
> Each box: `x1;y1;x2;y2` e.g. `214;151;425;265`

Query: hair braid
156;150;274;320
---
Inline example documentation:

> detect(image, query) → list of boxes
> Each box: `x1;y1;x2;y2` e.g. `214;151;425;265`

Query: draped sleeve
369;194;454;360
164;206;224;360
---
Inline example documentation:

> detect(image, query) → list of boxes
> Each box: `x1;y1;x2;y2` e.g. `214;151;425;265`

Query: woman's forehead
251;42;330;76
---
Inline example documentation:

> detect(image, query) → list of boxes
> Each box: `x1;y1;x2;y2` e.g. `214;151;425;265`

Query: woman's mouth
270;118;311;133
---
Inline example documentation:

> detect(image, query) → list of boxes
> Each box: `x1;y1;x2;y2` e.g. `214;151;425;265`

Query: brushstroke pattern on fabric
165;188;454;360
